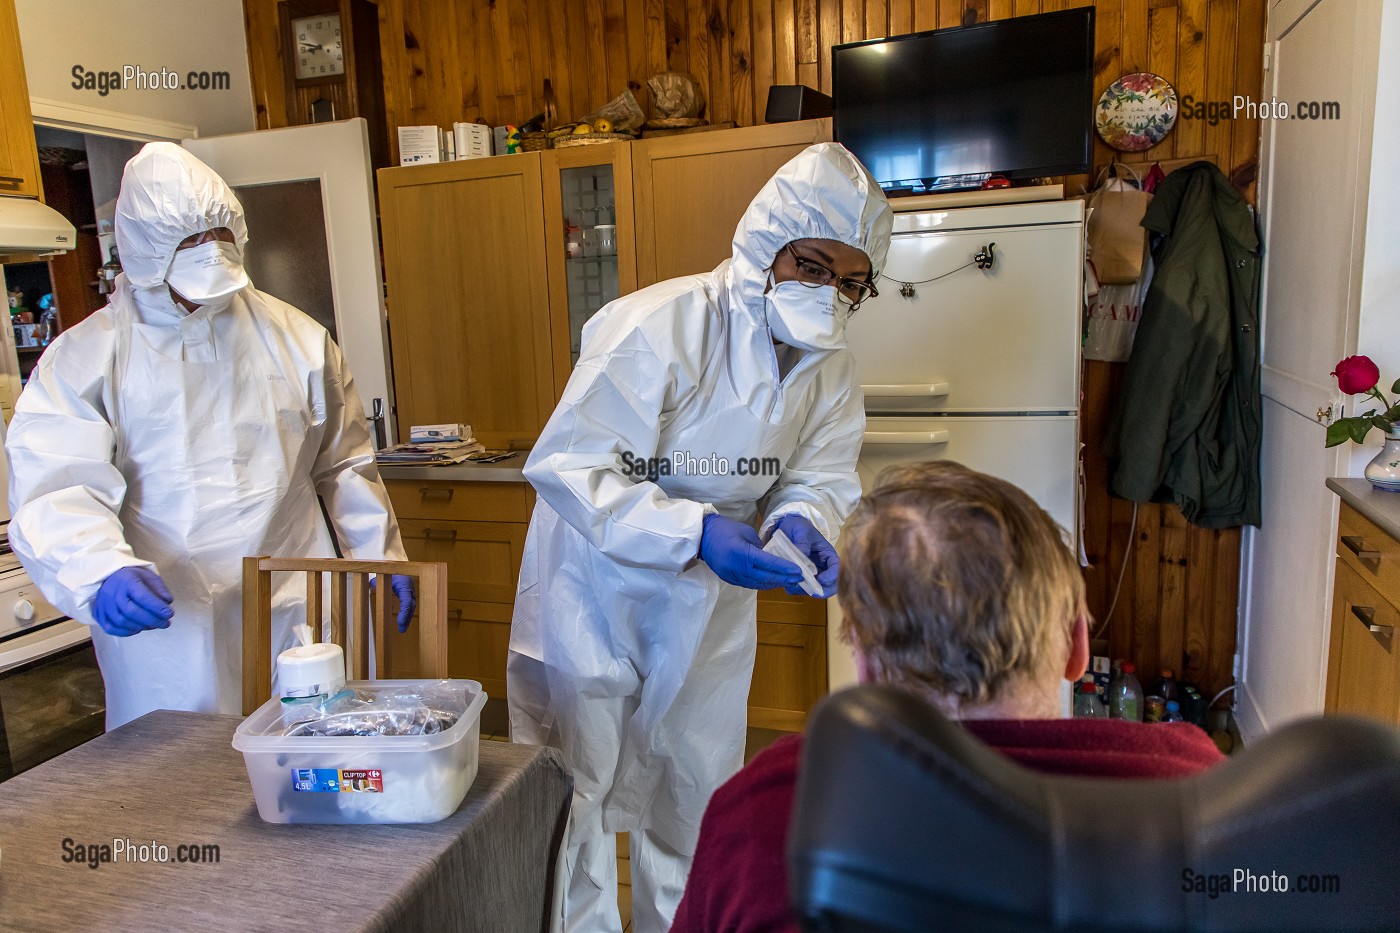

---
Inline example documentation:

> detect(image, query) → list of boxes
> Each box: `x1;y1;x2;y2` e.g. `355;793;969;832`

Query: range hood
0;196;75;258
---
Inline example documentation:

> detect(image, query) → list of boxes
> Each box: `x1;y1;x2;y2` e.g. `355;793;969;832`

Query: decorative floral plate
1095;73;1178;152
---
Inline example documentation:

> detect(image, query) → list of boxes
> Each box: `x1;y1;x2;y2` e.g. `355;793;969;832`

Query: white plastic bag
1084;248;1153;362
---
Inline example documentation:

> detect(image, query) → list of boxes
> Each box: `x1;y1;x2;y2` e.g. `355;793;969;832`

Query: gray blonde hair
837;461;1085;708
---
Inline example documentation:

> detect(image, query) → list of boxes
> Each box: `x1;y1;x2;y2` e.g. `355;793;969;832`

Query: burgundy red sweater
670;718;1225;933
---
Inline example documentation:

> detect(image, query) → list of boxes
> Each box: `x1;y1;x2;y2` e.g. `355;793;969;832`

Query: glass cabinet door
543;145;636;395
560;163;620;365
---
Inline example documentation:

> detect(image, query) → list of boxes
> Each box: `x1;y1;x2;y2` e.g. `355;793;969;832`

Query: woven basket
553;132;633;148
520;131;549;152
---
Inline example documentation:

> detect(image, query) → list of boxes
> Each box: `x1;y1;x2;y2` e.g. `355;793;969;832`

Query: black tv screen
833;8;1095;189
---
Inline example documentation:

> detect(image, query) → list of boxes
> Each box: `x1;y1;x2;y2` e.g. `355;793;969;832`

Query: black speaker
765;85;833;123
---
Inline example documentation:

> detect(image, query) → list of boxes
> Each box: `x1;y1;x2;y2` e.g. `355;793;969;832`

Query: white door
1236;0;1381;738
183;119;395;442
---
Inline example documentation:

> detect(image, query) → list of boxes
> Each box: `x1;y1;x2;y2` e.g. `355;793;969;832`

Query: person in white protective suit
507;142;893;933
6;143;414;730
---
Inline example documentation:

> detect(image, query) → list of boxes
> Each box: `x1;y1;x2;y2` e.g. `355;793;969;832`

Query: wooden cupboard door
444;601;512;700
756;588;828;626
749;621;827;732
0;0;40;199
378;156;554;449
632;120;832;287
397;518;525;609
1328;561;1400;724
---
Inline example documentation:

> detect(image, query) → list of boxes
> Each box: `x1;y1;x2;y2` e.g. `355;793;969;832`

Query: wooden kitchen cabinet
377;156;555;450
631;119;831;287
541;144;638;392
751;589;828;731
0;0;41;199
1325;502;1400;723
385;479;531;699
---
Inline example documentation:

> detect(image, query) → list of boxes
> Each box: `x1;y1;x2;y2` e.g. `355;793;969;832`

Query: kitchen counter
378;453;529;484
1327;478;1400;542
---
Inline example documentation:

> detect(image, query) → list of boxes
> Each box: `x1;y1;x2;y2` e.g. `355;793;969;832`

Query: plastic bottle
1109;661;1144;722
1163;700;1185;723
1154;669;1179;703
1074;681;1106;719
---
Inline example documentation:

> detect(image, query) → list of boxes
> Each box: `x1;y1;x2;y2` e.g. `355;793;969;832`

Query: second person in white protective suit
507;142;893;933
6;143;414;729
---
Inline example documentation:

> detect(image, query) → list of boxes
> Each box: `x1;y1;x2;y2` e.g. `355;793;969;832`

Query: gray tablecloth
0;710;571;933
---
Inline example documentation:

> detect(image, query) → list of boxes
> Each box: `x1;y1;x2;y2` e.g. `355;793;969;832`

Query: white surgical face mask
165;240;249;306
765;279;848;352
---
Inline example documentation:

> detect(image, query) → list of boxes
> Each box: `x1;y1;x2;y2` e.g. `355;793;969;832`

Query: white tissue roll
277;642;347;699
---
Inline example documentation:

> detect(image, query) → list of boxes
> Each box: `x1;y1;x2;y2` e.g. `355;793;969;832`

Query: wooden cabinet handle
423;528;459;542
447;608;463;622
420;487;454;502
1341;535;1381;562
0;176;24;185
1351;604;1393;640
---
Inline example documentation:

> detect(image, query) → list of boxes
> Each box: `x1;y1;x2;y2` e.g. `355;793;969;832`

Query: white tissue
763;529;824;597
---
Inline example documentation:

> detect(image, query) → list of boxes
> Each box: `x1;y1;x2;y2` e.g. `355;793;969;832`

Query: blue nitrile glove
92;567;174;637
699;513;804;591
370;574;418;633
774;514;840;598
391;575;416;633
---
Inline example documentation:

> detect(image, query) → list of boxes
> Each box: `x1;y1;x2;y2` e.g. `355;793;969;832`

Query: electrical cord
1093;502;1138;639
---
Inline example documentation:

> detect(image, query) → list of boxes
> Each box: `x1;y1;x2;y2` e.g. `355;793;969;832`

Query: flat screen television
833;8;1096;191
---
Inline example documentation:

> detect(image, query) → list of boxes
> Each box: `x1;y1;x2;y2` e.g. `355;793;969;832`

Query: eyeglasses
784;243;878;309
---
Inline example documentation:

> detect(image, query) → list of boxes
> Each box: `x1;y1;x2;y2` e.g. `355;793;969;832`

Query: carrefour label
291;768;384;792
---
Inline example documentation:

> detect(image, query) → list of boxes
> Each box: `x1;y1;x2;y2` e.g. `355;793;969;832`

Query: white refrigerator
828;198;1086;690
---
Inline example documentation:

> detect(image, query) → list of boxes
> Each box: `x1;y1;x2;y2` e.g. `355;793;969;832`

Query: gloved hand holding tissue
769;514;840;598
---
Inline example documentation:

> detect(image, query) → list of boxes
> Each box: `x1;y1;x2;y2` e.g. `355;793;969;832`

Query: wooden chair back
240;557;448;715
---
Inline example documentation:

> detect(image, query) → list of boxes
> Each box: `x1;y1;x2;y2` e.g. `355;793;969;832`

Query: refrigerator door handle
862;430;951;445
861;383;950;398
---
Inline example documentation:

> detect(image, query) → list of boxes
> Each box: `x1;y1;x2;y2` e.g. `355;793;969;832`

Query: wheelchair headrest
788;684;1400;933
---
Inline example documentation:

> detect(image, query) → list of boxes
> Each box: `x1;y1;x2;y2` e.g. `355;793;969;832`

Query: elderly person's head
838;461;1090;719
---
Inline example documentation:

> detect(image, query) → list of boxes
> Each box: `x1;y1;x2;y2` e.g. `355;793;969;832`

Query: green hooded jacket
1106;161;1262;528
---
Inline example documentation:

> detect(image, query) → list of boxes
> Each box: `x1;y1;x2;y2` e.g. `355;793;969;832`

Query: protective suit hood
725;142;892;330
114;142;249;289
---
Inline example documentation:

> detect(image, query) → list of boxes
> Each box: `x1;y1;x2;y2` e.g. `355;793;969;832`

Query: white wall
14;0;255;138
1344;0;1400;476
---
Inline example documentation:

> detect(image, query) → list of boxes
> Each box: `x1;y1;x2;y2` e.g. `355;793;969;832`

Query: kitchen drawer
1327;561;1399;723
386;480;531;523
399;519;526;606
1337;502;1400;610
748;621;827;732
756;588;828;627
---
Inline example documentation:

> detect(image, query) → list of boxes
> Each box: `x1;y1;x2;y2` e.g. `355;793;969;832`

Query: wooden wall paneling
730;0;754;127
1158;504;1189;680
1146;0;1178;161
915;0;939;30
843;0;867;46
865;0;887;41
796;0;819;87
1182;525;1213;689
666;0;690;75
584;0;611;119
750;2;775;121
1201;0;1237;192
1230;0;1265;198
774;0;799;86
243;1;288;130
937;0;961;29
1174;0;1208;162
888;0;913;34
816;1;840;91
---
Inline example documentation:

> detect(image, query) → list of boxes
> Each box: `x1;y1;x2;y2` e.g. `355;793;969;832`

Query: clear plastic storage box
232;679;487;824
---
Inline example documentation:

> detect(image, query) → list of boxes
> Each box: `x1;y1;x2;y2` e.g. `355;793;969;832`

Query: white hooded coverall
506;143;893;933
6;143;407;729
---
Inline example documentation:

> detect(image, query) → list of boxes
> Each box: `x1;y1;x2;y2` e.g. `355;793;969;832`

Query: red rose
1333;355;1381;394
